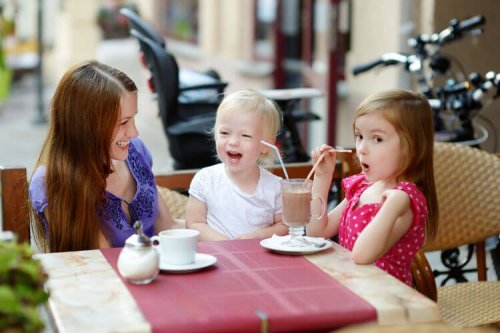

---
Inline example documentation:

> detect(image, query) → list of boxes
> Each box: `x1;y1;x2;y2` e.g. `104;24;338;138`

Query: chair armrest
179;82;228;92
155;169;199;191
411;250;437;301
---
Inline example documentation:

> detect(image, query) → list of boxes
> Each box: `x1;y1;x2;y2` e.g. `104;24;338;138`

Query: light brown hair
353;89;439;242
31;60;137;252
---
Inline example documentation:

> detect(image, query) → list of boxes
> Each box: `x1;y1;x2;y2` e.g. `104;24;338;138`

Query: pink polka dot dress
339;174;427;287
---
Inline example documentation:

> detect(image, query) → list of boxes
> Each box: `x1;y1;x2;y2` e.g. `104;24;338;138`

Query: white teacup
151;229;200;265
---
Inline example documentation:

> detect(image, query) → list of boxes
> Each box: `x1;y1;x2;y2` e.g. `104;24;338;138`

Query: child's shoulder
259;166;282;181
393;181;428;215
341;174;368;200
189;164;225;196
199;163;224;173
193;163;224;181
393;181;425;198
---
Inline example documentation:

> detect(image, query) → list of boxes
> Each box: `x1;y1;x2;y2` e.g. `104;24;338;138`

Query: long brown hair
31;60;137;252
353;89;439;243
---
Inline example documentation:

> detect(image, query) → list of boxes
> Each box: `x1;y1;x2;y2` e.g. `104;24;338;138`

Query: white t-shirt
189;163;283;239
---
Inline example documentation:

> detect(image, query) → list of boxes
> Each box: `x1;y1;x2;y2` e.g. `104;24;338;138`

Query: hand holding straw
260;140;289;179
304;149;352;183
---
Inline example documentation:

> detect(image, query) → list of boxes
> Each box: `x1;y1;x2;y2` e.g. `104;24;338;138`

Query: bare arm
185;195;229;241
306;144;344;238
98;230;111;248
307;198;347;238
351;189;413;264
236;213;288;239
154;194;176;233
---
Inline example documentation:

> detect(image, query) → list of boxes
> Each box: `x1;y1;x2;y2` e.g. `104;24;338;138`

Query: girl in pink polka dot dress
307;89;439;287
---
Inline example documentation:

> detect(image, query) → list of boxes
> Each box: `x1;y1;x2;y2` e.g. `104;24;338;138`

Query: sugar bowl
117;221;159;284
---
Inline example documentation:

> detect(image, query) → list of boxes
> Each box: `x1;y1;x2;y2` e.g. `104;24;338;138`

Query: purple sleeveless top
29;138;159;248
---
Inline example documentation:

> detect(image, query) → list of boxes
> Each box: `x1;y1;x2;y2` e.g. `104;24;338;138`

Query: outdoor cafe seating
1;143;499;331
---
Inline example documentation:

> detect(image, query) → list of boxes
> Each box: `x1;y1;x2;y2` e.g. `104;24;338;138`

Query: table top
36;239;440;333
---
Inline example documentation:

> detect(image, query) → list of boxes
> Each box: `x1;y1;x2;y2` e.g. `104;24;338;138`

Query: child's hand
311;144;336;178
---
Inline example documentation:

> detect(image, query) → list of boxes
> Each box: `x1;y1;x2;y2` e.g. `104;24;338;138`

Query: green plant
0;241;49;333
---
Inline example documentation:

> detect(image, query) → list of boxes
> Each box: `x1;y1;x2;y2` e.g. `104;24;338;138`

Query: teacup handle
310;194;325;220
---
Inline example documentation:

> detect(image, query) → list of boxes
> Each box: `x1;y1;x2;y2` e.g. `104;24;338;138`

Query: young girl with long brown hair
307;89;438;287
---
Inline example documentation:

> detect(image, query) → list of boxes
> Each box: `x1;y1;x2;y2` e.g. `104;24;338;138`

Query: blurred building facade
12;0;500;153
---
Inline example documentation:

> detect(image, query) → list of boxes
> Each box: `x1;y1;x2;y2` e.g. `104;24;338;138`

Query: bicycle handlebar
428;70;500;112
351;59;384;76
438;15;485;44
352;53;412;76
352;15;486;76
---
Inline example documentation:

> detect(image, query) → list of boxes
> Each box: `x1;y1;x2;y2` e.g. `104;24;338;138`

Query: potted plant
0;236;49;333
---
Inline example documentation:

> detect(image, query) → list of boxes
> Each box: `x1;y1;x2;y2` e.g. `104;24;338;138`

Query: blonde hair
353;89;439;243
213;89;282;165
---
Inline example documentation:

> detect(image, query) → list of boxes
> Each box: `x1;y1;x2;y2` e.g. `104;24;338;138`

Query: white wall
335;0;414;148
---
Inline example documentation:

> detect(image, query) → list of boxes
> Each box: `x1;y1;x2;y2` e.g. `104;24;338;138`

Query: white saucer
159;253;217;273
260;236;333;255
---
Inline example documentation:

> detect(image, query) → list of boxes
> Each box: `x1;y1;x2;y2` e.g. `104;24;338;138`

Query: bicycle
351;15;499;148
352;14;500;284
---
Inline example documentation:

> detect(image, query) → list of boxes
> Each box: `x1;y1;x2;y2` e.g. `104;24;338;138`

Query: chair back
413;143;500;298
0;166;30;243
423;142;500;252
130;29;220;169
130;29;179;126
119;7;166;48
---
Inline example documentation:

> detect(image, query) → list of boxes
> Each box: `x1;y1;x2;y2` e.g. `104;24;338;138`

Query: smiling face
215;109;267;173
109;92;139;160
354;111;402;184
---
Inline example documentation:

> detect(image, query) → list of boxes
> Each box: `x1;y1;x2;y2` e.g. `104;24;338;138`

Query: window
158;0;199;43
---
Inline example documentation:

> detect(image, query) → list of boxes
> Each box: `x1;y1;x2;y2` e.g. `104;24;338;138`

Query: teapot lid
124;221;152;248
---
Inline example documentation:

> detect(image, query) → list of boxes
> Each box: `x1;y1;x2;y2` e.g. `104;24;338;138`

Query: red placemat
102;239;376;333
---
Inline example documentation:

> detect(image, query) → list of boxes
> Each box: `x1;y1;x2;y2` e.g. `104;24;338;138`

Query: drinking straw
260;140;289;179
304;149;352;182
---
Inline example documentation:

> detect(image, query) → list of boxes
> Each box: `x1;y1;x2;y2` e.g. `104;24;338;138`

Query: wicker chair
335;321;499;333
335;321;498;333
411;142;500;327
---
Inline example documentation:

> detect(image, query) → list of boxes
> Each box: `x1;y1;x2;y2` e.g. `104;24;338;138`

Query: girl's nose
357;140;366;154
228;135;239;146
127;120;139;138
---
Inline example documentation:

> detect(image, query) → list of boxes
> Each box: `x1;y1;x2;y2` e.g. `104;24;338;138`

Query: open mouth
227;151;242;162
116;141;130;148
361;162;369;172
